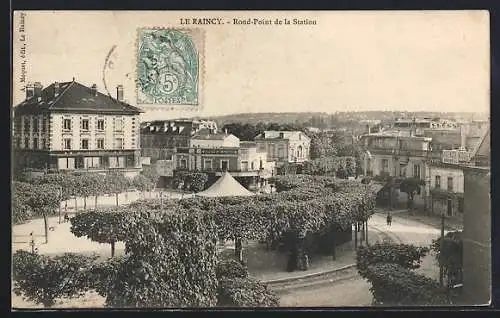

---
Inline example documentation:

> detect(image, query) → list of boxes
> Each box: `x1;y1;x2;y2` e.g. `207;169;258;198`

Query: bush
12;250;98;308
216;259;248;280
356;243;429;277
431;231;463;286
363;263;449;306
217;277;279;307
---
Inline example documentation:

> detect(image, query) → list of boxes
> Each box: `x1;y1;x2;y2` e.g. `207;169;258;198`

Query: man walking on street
386;212;392;226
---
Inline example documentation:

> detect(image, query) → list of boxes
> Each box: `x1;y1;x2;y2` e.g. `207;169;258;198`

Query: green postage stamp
136;28;204;107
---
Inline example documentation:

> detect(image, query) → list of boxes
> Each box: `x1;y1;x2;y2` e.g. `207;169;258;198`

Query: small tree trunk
111;241;116;258
58;203;62;224
115;193;119;206
354;223;358;248
43;213;49;244
95;195;98;209
83;197;87;211
75;197;78;213
234;237;243;263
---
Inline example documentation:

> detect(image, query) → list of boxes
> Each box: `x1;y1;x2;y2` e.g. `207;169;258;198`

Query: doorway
447;198;453;217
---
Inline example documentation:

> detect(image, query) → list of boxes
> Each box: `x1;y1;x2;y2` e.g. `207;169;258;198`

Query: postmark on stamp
136;28;204;108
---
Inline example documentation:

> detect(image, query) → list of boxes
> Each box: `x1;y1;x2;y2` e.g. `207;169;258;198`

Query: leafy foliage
217;277;279;307
12;182;34;224
70;207;129;257
363;263;449;306
216;259;249;280
12;250;98;308
173;171;208;192
400;177;426;208
431;231;463;286
101;207;219;307
356;243;430;277
355;243;449;306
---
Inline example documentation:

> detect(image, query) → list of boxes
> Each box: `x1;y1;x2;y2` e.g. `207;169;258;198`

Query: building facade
254;130;310;166
428;161;465;218
174;132;274;190
13;80;143;177
140;119;218;162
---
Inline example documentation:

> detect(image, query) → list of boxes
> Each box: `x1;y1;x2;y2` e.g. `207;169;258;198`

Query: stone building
12;80;143;177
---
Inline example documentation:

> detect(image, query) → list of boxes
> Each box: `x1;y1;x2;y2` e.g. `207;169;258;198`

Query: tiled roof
14;81;143;115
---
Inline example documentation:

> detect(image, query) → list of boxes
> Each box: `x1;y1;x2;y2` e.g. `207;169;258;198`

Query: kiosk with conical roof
196;171;255;197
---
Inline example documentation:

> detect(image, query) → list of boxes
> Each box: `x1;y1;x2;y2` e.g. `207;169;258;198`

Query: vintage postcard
11;11;490;309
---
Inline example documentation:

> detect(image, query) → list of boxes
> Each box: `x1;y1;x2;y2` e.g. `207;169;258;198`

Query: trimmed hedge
216;259;248;280
364;263;450;306
217;277;279;307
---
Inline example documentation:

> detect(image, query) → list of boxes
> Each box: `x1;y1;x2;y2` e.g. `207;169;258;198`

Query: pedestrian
64;213;69;223
386;212;392;226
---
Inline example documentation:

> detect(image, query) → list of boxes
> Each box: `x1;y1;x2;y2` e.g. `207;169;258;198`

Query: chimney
25;82;34;100
90;84;98;96
460;123;467;150
54;82;60;97
33;82;43;99
116;85;124;102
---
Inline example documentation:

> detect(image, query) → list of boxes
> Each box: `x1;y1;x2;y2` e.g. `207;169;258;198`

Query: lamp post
439;212;445;287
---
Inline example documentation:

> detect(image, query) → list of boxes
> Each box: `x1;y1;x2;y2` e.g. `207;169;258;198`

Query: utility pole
439;212;445;287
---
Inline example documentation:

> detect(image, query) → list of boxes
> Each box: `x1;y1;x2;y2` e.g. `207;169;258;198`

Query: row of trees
12;167;160;247
68;175;380;266
13;201;279;308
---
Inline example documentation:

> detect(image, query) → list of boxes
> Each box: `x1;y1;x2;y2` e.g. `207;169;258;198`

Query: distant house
140;119;217;162
254;130;311;166
174;131;274;190
13;80;144;177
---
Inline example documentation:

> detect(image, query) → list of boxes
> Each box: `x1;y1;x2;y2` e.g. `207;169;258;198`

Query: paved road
277;210;446;307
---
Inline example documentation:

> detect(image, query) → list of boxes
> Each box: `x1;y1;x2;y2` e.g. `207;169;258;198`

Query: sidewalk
218;227;387;283
376;208;463;232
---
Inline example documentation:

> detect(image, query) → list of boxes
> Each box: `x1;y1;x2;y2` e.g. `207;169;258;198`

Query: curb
259;226;389;285
261;263;356;285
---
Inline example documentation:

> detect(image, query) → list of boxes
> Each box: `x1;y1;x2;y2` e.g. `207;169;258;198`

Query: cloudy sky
12;11;489;120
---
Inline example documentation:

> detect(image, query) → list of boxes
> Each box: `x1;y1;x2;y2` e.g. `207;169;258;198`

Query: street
278;210;448;306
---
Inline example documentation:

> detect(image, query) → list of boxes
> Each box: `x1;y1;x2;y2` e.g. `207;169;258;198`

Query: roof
141;120;195;136
14;80;143;115
254;130;309;140
192;133;234;140
196;172;255;197
469;126;490;165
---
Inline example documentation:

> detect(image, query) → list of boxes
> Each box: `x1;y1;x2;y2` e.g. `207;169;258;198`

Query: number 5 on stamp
136;28;204;107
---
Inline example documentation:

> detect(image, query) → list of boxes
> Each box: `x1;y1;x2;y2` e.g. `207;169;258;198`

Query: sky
12;11;490;121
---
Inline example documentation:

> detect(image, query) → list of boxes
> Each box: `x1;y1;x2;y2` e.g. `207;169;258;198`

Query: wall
429;165;464;193
190;135;239;148
461;167;491;304
50;113;139;151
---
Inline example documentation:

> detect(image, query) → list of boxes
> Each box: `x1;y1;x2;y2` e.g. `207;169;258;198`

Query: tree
26;183;61;243
70;208;128;258
104;171;130;206
12;250;98;308
12;182;33;224
133;174;154;199
102;206;219;307
431;231;463;287
309;132;337;160
400;177;426;210
141;164;160;193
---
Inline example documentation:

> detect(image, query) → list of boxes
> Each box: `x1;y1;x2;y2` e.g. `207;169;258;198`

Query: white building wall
50;113;139;151
429;166;464;193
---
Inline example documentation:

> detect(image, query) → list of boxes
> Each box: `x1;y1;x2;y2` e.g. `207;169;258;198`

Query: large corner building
12;80;144;177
